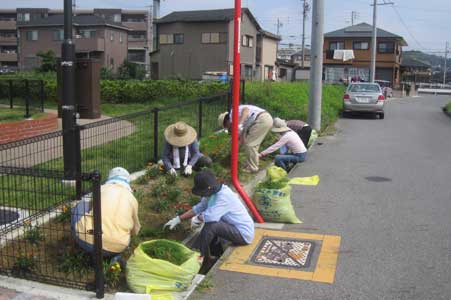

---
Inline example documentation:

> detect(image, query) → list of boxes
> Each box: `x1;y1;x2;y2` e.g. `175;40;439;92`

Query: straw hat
164;122;197;147
218;112;230;128
271;117;291;133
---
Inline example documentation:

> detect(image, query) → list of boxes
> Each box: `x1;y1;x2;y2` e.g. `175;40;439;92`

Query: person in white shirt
259;118;307;171
218;105;273;173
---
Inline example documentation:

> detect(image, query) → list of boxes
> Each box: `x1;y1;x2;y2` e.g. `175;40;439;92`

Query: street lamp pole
62;0;77;177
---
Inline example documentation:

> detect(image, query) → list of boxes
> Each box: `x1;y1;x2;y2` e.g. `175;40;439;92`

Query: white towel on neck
173;146;189;169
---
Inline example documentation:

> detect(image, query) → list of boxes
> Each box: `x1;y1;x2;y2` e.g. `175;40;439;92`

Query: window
128;50;146;62
128;31;146;41
244;65;253;78
17;13;30;22
202;32;225;44
26;30;38;41
329;41;344;50
79;29;97;38
113;14;121;23
174;33;184;44
53;29;64;41
0;31;16;38
349;84;381;93
353;41;369;50
119;33;123;43
160;34;174;45
378;42;394;53
242;35;254;47
110;32;114;41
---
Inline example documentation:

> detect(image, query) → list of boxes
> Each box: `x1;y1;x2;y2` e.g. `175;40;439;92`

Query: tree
36;50;57;73
118;60;146;80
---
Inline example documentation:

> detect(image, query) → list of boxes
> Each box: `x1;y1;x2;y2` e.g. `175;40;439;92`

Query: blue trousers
275;152;307;171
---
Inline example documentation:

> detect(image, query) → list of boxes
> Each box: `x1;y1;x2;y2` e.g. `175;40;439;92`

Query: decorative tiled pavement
251;238;315;269
220;229;341;283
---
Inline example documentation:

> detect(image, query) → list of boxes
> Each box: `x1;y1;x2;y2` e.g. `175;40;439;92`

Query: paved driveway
191;95;451;300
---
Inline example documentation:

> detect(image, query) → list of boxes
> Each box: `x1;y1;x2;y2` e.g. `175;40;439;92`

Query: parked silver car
343;83;385;119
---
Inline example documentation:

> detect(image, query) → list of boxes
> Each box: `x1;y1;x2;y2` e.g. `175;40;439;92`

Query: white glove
238;124;244;133
164;216;181;230
184;165;193;176
169;168;177;177
190;215;203;230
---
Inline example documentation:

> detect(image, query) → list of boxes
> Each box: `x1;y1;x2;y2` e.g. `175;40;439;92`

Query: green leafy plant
23;224;44;245
141;240;190;266
103;260;121;288
257;178;289;190
57;248;92;275
12;254;36;274
36;50;57;72
55;205;71;223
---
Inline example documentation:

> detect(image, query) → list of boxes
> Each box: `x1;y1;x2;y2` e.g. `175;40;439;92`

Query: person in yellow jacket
71;167;141;256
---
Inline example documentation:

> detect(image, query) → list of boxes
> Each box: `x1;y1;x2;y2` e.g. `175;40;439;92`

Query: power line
391;5;426;50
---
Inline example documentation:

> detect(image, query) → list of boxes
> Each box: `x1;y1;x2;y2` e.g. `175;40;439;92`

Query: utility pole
145;4;153;78
351;11;359;26
370;0;394;83
72;0;76;15
62;0;77;177
301;0;310;68
276;18;283;36
444;42;448;85
308;0;324;131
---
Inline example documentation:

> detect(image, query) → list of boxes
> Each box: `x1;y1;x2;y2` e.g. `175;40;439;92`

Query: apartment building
150;8;280;81
0;7;151;71
323;22;407;86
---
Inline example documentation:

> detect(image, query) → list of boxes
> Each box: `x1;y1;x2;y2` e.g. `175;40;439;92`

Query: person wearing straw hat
218;105;273;173
164;170;254;272
259;118;307;171
162;121;212;176
71;167;141;256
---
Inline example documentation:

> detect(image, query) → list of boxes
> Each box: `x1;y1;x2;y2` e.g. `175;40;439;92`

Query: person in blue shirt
164;170;254;271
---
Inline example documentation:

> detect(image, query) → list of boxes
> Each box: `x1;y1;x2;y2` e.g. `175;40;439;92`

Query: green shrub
245;82;345;131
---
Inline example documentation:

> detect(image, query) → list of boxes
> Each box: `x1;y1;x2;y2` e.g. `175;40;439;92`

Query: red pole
231;0;264;223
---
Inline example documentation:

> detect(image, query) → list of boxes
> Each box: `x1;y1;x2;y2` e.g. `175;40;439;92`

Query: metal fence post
8;80;13;109
153;108;159;162
240;80;245;103
40;80;45;113
227;91;232;112
24;79;31;118
74;125;82;199
198;98;203;139
91;171;104;299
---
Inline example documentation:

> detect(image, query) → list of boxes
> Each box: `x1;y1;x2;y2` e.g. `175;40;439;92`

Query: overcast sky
4;0;450;54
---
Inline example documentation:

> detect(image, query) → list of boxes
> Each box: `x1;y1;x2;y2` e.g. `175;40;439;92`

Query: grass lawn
0;107;46;123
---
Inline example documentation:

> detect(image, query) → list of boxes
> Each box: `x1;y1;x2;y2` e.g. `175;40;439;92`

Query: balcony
0;52;18;62
0;20;16;30
0;36;17;44
123;22;147;31
75;38;105;52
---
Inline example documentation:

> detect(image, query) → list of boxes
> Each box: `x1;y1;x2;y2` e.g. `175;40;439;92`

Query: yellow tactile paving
220;228;341;283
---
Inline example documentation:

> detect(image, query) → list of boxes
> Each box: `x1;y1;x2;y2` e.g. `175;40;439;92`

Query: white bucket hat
107;167;132;191
272;117;291;133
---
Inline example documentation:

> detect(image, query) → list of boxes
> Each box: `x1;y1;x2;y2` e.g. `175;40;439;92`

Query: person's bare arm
238;107;250;125
179;209;196;221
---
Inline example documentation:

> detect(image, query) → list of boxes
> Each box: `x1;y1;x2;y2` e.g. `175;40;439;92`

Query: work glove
164;216;181;230
169;168;177;177
238;124;244;134
184;165;193;176
190;215;203;230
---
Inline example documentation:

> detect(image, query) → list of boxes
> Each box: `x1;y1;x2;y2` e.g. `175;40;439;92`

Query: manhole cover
365;176;392;182
251;237;315;269
0;208;20;225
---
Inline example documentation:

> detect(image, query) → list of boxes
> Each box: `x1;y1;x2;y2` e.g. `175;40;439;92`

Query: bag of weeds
126;239;201;294
253;166;302;224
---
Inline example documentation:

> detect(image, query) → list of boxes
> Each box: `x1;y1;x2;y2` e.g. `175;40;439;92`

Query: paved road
192;95;451;300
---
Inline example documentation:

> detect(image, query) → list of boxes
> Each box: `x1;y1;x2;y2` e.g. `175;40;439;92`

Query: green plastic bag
126;240;201;294
308;129;318;148
254;167;302;224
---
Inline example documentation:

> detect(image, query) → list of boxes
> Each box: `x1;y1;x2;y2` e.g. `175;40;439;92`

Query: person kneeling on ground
285;119;314;148
162;121;212;177
259;118;307;172
71;167;141;257
164;170;254;271
218;105;273;173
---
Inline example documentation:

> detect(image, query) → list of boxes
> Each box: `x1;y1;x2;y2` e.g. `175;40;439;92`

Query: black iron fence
0;91;231;295
0;167;104;298
0;79;45;119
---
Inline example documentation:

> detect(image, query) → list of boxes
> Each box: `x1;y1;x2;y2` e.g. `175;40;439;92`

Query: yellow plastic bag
267;166;288;182
288;175;320;186
126;240;201;294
